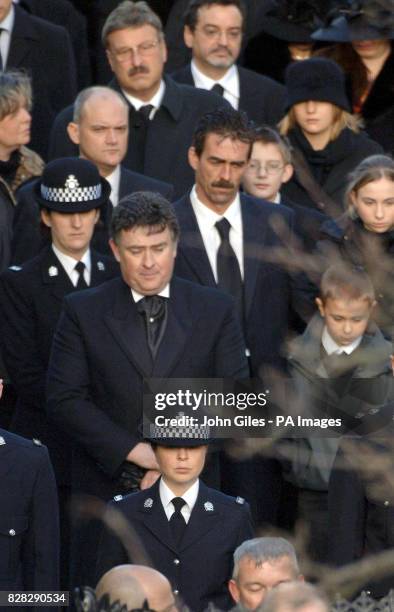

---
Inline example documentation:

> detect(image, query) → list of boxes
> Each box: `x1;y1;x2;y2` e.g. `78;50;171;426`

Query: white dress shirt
105;165;121;207
190;186;244;281
131;284;170;304
0;4;15;69
52;245;92;286
191;61;240;110
160;477;199;524
322;327;362;356
122;80;165;120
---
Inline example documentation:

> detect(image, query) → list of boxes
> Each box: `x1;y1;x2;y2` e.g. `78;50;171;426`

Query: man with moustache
12;86;173;263
48;1;228;199
171;0;285;125
173;107;314;524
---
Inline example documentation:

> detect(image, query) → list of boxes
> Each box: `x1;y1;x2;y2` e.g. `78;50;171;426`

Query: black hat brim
312;16;394;42
34;175;111;212
148;437;212;447
260;17;317;42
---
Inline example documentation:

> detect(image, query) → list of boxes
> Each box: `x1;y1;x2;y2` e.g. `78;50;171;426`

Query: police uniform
0;429;59;594
97;479;254;612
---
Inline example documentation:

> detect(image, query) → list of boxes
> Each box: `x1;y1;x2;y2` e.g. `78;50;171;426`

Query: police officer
96;420;254;612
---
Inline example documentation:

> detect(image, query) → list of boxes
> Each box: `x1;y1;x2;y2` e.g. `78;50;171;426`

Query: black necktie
75;261;88;289
211;83;224;96
215;218;243;316
138;104;154;120
137;295;167;357
169;497;187;546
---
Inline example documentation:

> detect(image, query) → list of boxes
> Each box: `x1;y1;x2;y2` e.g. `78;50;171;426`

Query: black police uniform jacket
0;429;59;595
96;479;254;612
0;247;119;481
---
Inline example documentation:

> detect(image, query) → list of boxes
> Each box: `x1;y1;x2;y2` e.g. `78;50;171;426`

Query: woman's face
293;100;337;140
0;98;31;154
351;39;391;61
351;176;394;233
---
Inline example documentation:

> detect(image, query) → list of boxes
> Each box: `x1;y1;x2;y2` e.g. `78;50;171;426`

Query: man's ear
40;208;51;228
67;122;81;146
228;579;241;604
184;25;194;49
315;297;325;318
281;163;294;184
109;238;120;263
188;146;199;171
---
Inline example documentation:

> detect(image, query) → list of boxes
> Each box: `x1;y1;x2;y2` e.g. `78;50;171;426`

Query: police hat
147;413;212;447
34;157;111;212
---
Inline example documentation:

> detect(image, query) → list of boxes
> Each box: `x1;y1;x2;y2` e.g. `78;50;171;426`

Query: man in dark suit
0;157;119;588
171;0;285;126
46;191;248;587
173;107;314;523
96;423;254;612
47;0;229;199
0;0;77;158
12;86;174;264
0;381;59;599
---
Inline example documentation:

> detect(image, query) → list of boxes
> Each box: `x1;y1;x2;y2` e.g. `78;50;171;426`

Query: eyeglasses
247;161;285;175
195;26;242;41
109;39;161;63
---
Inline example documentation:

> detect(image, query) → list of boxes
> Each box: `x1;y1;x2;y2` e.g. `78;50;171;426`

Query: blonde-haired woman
279;57;381;216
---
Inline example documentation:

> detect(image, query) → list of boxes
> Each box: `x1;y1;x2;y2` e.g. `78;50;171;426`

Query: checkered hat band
41;183;102;203
149;424;210;439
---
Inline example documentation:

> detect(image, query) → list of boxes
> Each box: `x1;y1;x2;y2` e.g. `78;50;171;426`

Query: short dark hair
102;0;164;47
192;107;254;157
320;265;375;306
184;0;247;30
253;125;293;165
110;191;180;243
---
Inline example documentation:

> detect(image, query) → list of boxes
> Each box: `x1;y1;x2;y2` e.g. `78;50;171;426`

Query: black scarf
0;149;21;186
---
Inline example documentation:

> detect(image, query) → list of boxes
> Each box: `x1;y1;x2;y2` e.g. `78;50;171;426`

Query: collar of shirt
273;192;281;204
322;326;363;355
105;165;121;207
191;61;239;110
131;284;170;304
190;185;244;280
159;477;199;523
122;80;165;119
0;4;15;67
52;244;91;287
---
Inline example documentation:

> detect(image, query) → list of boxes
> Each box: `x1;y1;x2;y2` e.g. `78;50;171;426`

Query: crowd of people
1;0;394;610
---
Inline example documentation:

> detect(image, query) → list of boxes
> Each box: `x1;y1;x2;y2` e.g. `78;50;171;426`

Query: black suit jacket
7;6;77;159
48;76;229;198
0;430;59;597
46;275;248;496
97;479;254;612
171;63;285;125
174;193;315;375
0;247;119;480
11;166;174;264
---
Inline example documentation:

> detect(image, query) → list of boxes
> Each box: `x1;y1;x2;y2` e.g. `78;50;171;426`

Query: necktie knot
171;497;186;514
137;295;166;321
74;261;88;289
75;261;85;275
211;83;224;96
215;217;231;241
139;104;154;120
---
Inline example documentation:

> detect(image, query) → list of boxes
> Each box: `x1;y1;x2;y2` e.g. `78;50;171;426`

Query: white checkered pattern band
149;423;210;439
41;183;102;203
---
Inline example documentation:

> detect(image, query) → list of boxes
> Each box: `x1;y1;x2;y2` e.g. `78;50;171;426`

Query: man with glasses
48;1;228;199
171;0;285;126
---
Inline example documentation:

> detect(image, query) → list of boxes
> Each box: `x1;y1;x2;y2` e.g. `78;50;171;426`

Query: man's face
316;296;373;347
242;142;293;202
41;209;99;259
189;133;250;212
229;556;300;611
67;94;128;177
0;0;12;22
106;25;167;100
0;100;31;154
154;445;208;492
110;225;177;295
184;4;243;72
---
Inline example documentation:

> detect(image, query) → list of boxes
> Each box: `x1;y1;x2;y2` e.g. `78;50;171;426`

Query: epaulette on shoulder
113;495;123;502
32;438;43;447
9;265;22;272
235;496;245;505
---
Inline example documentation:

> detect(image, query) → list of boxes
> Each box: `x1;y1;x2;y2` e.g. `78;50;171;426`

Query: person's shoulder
201;485;251;515
241;193;293;222
1;253;43;283
108;486;156;512
168;76;229;108
65;276;124;308
0;428;50;464
238;66;284;92
172;275;235;308
17;5;70;37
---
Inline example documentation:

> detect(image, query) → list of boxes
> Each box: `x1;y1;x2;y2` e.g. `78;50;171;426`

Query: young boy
242;126;326;251
281;264;393;563
96;424;254;612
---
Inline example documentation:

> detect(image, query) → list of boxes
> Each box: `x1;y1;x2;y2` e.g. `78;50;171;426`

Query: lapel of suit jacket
181;64;194;86
151;277;193;377
176;195;217;287
105;278;152;378
0;435;14;479
40;247;75;303
179;481;221;552
7;6;38;68
241;195;268;319
138;480;178;554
